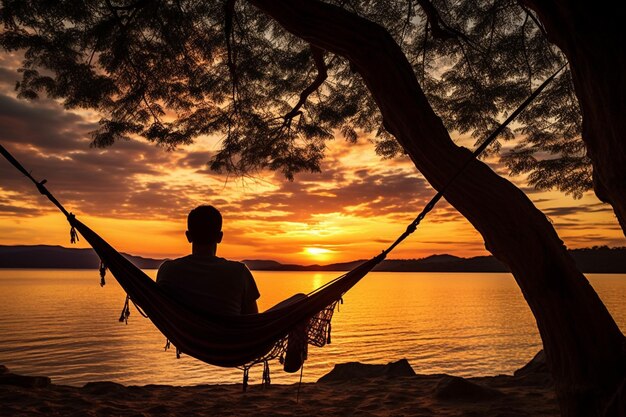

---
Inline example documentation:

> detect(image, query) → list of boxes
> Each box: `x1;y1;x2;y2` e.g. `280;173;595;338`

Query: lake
1;269;624;387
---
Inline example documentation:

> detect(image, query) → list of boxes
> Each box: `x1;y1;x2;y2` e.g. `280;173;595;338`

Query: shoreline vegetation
0;352;559;416
1;244;625;273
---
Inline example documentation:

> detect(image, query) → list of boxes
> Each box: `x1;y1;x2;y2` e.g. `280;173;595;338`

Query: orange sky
1;51;624;264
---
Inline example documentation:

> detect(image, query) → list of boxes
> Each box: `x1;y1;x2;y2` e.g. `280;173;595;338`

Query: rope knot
35;179;47;195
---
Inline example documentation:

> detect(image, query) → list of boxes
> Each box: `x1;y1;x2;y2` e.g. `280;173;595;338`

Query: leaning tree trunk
519;0;626;238
247;1;626;416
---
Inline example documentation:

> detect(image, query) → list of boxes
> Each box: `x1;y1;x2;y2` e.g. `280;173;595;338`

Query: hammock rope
307;64;566;295
0;64;565;384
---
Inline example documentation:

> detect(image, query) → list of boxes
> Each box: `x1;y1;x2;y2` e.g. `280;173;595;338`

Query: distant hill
0;245;163;269
1;245;625;273
245;248;626;273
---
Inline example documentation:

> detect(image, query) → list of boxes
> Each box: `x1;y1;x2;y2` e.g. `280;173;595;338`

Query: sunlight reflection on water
0;269;624;386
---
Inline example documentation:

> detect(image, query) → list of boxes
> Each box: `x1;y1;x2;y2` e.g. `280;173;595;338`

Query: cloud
0;94;96;150
0;67;18;89
0;91;209;220
1;59;622;262
542;203;612;217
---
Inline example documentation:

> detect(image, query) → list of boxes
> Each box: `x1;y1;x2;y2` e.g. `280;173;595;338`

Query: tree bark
247;1;626;416
519;0;626;237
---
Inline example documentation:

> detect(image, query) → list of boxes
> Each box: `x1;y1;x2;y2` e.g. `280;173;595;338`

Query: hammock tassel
69;224;79;244
176;347;181;359
99;260;107;287
327;321;332;344
242;367;250;392
118;295;130;324
164;339;171;351
262;360;271;387
65;212;79;244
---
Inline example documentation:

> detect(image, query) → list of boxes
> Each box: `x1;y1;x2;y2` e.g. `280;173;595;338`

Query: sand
0;355;559;417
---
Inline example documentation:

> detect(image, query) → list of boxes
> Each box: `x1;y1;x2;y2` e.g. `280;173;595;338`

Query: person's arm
241;264;260;314
242;298;259;314
156;261;172;288
156;261;168;284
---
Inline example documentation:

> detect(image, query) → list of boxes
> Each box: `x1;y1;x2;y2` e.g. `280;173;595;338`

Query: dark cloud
230;165;433;224
0;56;23;91
543;203;613;217
0;92;207;220
0;67;18;88
0;94;96;151
178;151;213;170
0;85;469;234
0;202;42;216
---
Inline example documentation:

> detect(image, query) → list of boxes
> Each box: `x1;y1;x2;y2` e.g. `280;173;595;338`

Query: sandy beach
0;353;558;416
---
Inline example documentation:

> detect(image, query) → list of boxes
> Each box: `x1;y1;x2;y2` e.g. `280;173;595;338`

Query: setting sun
303;247;334;262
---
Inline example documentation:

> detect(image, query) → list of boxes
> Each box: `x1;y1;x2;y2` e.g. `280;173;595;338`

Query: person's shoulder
158;256;192;271
220;258;248;268
219;258;252;274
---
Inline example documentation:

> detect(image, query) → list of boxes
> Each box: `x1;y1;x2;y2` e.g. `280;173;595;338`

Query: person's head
185;205;223;245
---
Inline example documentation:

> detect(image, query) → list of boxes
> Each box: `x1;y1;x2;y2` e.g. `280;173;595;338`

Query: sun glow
303;247;334;262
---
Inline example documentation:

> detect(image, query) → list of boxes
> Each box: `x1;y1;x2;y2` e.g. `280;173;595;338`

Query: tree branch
224;0;239;112
283;45;327;125
415;0;481;52
415;0;454;40
108;0;148;11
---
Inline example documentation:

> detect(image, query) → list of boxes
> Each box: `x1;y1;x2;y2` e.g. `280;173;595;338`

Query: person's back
156;205;259;315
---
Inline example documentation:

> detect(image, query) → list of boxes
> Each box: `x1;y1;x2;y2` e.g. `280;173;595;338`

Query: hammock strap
0;143;72;218
380;63;567;258
306;64;567;296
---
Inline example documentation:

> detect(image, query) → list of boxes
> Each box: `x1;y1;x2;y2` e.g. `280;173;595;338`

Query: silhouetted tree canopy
0;0;587;193
4;4;625;414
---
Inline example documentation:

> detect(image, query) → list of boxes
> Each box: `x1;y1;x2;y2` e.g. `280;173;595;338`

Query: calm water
0;270;624;387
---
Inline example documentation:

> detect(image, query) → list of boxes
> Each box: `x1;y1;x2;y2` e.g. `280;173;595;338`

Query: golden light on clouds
0;50;624;264
1;121;623;265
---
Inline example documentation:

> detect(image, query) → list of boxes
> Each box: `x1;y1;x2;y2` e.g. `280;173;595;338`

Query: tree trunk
519;0;626;237
247;1;626;416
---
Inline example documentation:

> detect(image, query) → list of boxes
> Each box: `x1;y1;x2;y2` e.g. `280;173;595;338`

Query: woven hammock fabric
72;218;383;368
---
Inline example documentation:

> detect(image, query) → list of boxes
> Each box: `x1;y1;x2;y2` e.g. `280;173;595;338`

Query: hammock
0;66;563;385
73;215;382;368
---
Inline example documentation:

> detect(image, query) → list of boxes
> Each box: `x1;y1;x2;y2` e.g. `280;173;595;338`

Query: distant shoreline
1;245;625;273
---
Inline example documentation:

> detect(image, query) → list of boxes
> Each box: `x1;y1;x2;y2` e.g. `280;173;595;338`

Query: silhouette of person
156;205;259;315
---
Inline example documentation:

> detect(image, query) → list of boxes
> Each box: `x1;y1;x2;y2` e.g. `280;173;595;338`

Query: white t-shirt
156;255;260;316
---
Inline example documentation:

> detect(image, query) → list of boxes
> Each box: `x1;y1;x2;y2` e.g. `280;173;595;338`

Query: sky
1;50;624;265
